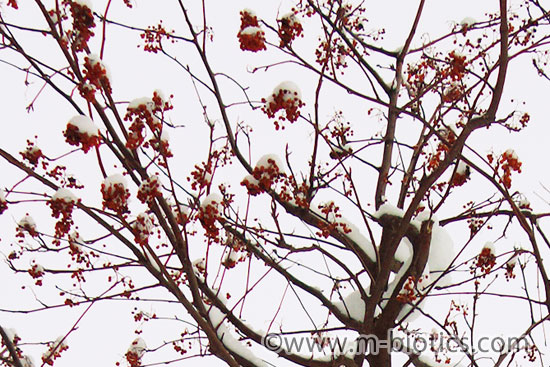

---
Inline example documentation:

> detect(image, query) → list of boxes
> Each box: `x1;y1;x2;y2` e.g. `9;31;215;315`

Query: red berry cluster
63;122;101;153
237;10;266;52
101;179;130;213
42;338;69;366
278;13;303;47
198;196;223;240
79;55;111;102
397;276;418;303
137;175;162;205
444;51;467;81
499;150;522;189
241;158;284;196
261;85;304;128
132;214;152;246
0;196;7;215
473;246;496;275
125;92;172;150
7;0;18;9
28;263;45;286
64;0;95;52
140;21;175;53
20;140;45;168
47;194;78;239
427;128;456;171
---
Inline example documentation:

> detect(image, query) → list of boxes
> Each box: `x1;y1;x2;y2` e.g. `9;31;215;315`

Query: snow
128;337;146;358
19;215;36;230
456;160;468;175
255;153;285;173
201;193;223;210
334;289;381;321
340;219;377;261
241;8;256;17
507;254;518;267
374;202;421;230
395;238;413;263
52;188;77;203
4;328;18;343
103;173;128;188
68;115;100;137
504;148;518;160
160;129;170;142
482;241;495;255
21;356;35;367
135;213;153;235
73;0;93;10
460;17;476;27
374;203;405;218
239;26;263;36
86;53;112;83
0;189;6;203
128;97;154;110
206;303;269;367
192;257;206;274
428;223;455;286
274;81;302;100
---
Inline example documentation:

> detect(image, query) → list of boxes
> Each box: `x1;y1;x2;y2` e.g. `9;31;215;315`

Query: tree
0;0;549;366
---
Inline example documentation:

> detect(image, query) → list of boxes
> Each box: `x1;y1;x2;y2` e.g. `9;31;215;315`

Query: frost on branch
261;81;304;129
48;188;79;240
241;154;285;195
63;115;101;153
126;337;146;367
101;174;130;213
237;9;266;52
0;190;7;215
278;12;303;47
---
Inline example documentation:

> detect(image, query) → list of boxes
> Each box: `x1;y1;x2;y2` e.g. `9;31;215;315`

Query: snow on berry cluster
101;174;130;213
42;336;69;366
17;214;38;237
64;0;95;52
125;338;146;367
137;174;162;205
237;9;266;52
124;91;173;153
28;262;45;286
47;188;79;240
278;12;303;47
241;154;285;196
63;115;101;153
20;140;45;168
79;53;112;102
198;193;223;240
261;81;304;129
133;213;154;246
473;242;496;276
0;190;7;215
